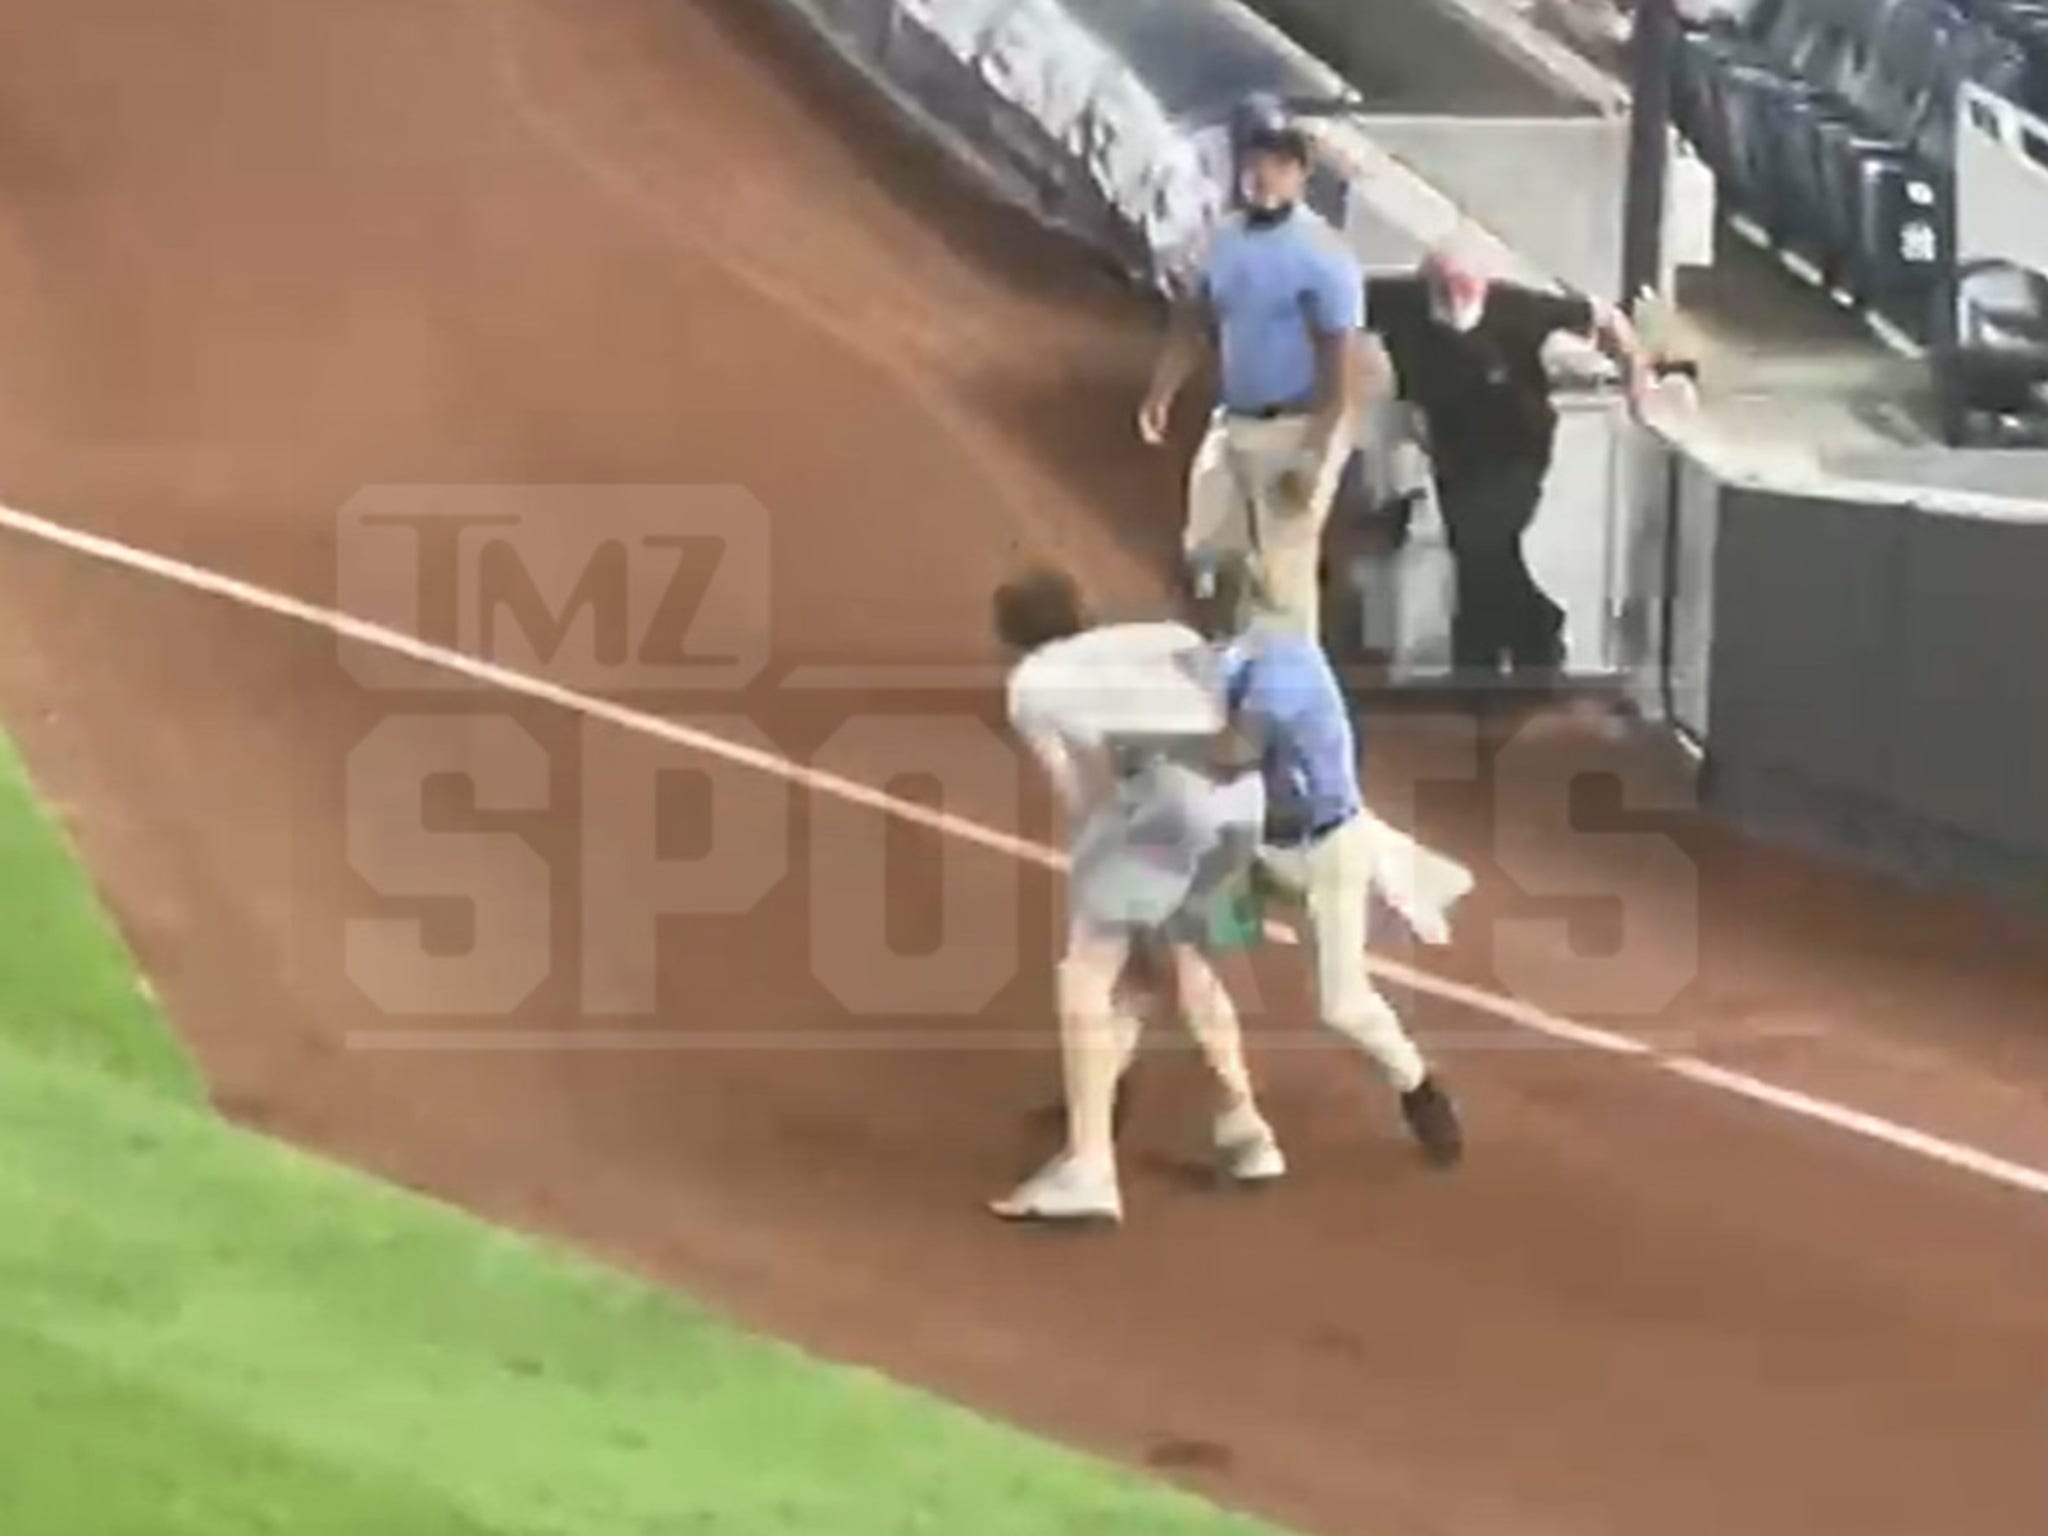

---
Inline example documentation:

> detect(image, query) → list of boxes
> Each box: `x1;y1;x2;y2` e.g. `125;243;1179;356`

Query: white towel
1360;812;1476;946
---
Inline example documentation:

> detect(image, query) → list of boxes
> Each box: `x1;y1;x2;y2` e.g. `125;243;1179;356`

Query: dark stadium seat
1667;0;2048;341
1673;0;1824;198
1778;0;1957;296
1714;40;1838;221
1769;0;1908;272
1935;259;2048;442
1837;8;2036;331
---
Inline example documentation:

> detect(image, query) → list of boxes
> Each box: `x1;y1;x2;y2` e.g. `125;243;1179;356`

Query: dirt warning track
0;3;2043;1534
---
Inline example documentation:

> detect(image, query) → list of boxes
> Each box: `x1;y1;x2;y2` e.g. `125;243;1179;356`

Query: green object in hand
1204;877;1268;951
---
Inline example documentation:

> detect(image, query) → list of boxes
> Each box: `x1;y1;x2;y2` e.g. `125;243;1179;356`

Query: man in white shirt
988;568;1285;1226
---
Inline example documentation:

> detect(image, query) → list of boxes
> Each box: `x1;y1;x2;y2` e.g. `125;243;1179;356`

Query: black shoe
1400;1077;1464;1168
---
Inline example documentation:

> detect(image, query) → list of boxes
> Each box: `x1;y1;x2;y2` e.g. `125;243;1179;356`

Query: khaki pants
1185;411;1354;638
1258;813;1431;1093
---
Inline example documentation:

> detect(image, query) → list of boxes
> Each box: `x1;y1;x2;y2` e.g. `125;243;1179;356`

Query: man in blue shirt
1139;103;1382;643
1190;552;1468;1167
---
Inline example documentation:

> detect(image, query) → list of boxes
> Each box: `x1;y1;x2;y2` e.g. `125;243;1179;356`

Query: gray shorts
1156;822;1262;947
1068;798;1261;950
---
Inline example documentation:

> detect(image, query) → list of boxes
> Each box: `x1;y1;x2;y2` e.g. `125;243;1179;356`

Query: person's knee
1057;947;1121;1015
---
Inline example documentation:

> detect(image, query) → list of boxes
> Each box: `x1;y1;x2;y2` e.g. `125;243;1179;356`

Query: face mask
1430;282;1486;333
1238;162;1302;225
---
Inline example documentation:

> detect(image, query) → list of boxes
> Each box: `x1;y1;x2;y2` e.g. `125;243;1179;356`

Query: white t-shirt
1004;621;1224;809
1006;622;1264;933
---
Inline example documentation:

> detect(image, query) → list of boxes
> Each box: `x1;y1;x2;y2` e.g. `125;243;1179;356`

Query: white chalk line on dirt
2;497;2045;1202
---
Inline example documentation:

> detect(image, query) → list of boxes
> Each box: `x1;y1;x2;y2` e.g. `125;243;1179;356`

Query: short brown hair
992;567;1089;654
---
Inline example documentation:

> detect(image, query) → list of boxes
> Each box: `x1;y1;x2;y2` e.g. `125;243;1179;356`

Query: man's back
1006;622;1218;745
1006;621;1263;928
1223;620;1361;839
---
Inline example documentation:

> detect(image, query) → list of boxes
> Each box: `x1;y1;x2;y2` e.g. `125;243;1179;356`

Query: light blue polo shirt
1201;209;1365;413
1218;622;1362;840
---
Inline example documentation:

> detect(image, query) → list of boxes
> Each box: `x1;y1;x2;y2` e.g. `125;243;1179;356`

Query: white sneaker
1213;1104;1287;1184
988;1154;1123;1225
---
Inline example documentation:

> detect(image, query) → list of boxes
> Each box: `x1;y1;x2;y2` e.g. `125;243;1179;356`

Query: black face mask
1242;201;1296;229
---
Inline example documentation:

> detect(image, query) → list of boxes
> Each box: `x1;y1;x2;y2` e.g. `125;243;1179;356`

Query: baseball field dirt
0;737;1278;1536
0;2;2042;1534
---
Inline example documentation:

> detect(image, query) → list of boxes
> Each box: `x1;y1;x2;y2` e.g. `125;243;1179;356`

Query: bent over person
1139;102;1378;642
1190;553;1471;1166
988;569;1286;1226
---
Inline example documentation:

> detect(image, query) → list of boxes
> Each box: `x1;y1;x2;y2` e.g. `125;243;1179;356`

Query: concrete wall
1958;84;2048;281
1617;430;1721;741
1699;485;2048;909
1234;0;1602;116
1821;449;2048;502
1360;116;1628;300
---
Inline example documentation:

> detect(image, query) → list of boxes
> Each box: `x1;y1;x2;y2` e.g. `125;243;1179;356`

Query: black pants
1437;457;1564;678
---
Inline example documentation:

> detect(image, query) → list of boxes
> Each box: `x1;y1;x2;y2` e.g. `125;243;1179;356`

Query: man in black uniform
1369;246;1649;683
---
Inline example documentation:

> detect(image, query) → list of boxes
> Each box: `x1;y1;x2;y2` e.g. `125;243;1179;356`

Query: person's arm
1017;724;1119;817
1208;648;1271;783
1537;289;1652;414
1589;299;1653;414
1008;677;1089;813
1139;291;1213;446
1307;326;1371;467
1280;247;1375;503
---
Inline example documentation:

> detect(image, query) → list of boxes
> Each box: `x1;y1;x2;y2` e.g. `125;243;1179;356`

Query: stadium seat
1840;7;2034;332
1768;0;1905;273
1672;0;1825;199
1720;24;1865;233
1934;259;2048;442
1781;0;1952;289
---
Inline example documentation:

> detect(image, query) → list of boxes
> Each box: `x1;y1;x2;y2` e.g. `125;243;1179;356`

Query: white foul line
1;497;2044;1202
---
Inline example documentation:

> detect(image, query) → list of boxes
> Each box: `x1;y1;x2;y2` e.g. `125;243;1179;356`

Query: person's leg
1174;940;1287;1182
1185;413;1253;563
1297;820;1429;1092
1497;458;1565;674
1437;475;1507;677
1057;929;1135;1178
1246;417;1353;639
990;926;1133;1221
1299;821;1465;1164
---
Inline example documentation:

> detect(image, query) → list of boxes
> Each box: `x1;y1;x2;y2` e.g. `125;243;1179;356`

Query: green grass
0;737;198;1100
0;734;1282;1536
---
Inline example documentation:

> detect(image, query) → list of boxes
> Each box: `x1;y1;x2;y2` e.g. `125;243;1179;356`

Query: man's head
1420;242;1491;332
992;566;1089;657
1184;550;1268;640
1232;96;1312;225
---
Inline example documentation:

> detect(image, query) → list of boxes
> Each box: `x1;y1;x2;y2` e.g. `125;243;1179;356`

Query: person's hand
1137;392;1173;446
